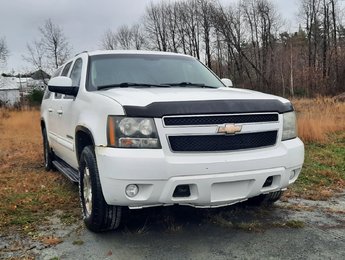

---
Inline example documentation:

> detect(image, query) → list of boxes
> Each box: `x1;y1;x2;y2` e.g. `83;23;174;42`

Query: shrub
28;88;44;106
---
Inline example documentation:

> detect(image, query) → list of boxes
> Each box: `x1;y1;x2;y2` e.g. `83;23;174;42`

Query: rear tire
247;191;283;206
79;146;122;232
42;128;54;171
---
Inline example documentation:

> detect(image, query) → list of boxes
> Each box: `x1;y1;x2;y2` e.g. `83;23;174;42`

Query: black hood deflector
123;99;293;118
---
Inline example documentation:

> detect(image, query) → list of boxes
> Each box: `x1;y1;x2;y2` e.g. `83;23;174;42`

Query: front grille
168;131;277;152
164;113;278;126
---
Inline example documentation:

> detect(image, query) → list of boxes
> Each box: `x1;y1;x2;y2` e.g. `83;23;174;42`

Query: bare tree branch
0;37;9;66
101;29;118;50
39;19;72;68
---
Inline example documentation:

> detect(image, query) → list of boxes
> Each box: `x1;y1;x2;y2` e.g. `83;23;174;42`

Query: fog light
125;184;139;197
290;170;297;180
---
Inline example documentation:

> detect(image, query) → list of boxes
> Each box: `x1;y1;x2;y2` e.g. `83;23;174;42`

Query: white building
0;76;20;106
0;69;50;106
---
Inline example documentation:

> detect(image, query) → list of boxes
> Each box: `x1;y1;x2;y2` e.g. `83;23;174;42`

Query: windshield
87;54;225;91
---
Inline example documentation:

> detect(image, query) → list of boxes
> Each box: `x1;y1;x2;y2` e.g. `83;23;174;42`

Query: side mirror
48;76;78;96
221;78;233;87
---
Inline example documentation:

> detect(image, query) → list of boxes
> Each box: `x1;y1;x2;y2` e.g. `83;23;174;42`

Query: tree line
100;0;345;96
2;0;345;97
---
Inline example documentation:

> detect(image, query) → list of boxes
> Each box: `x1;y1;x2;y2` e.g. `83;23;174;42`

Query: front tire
79;146;122;232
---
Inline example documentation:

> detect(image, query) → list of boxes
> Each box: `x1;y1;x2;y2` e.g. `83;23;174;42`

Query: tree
101;29;118;50
39;19;72;69
144;2;169;51
198;0;215;69
24;40;45;71
98;0;345;96
131;24;146;50
24;19;72;77
23;40;49;85
101;24;145;50
0;37;9;66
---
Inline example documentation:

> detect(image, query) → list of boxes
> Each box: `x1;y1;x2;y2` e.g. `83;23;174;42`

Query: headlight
119;118;138;136
282;111;297;141
107;116;161;148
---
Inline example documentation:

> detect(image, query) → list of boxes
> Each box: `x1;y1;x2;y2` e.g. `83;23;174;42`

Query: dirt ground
1;194;344;260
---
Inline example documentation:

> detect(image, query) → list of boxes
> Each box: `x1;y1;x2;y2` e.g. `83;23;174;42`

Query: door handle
48;108;53;113
57;109;63;115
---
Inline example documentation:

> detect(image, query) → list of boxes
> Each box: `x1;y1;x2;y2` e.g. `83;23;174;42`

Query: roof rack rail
74;51;88;57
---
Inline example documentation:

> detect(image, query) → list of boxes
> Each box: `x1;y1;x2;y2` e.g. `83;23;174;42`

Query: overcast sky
0;0;300;72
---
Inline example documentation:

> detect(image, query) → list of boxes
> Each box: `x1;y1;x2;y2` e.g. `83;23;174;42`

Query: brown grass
293;97;345;143
0;108;79;232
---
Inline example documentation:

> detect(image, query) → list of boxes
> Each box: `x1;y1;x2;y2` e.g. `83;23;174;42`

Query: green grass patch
0;172;79;232
289;132;345;199
72;240;84;246
285;220;305;228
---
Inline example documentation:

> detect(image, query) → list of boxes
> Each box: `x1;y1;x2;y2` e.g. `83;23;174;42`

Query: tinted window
61;62;73;76
87;54;224;91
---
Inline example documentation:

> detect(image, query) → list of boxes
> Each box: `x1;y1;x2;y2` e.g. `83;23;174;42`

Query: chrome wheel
79;146;122;232
83;166;93;216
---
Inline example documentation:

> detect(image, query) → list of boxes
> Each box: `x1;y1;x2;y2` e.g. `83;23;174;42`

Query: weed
211;214;234;228
284;220;305;228
72;240;84;245
60;212;80;226
235;221;263;232
272;220;305;229
276;203;315;212
163;215;183;233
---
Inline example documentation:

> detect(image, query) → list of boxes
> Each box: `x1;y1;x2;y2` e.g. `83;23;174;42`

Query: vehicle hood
97;87;289;107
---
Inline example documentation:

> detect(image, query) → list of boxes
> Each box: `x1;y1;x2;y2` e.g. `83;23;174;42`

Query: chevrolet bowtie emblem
217;124;242;135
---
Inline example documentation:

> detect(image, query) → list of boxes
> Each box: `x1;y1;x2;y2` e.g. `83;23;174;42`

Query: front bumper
96;138;304;208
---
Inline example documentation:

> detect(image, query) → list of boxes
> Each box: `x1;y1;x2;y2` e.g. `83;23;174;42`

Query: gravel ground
1;194;345;260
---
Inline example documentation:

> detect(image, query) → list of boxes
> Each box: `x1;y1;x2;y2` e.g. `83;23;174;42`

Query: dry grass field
0;98;344;233
0;109;79;233
293;98;345;143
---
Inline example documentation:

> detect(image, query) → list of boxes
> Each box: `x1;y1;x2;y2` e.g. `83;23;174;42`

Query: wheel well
75;128;95;163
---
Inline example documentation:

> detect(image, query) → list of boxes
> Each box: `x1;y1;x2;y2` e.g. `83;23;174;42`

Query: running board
52;158;79;183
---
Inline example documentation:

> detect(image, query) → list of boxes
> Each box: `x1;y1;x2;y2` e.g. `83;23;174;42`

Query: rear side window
61;62;73;76
70;58;83;86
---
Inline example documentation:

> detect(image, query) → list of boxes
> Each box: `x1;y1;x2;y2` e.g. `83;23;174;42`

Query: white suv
41;50;304;232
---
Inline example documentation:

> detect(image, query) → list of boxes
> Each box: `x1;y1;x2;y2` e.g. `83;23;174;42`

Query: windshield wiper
163;82;218;89
97;82;171;90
